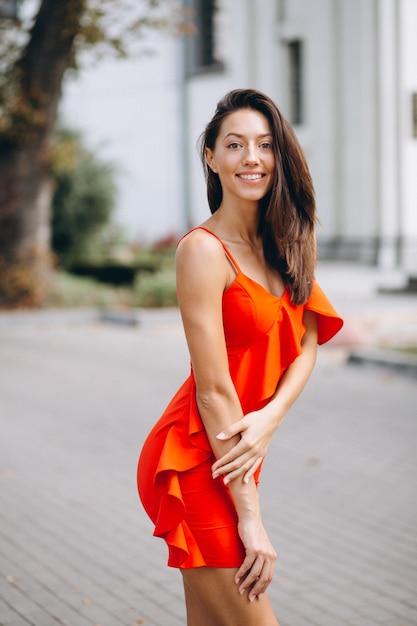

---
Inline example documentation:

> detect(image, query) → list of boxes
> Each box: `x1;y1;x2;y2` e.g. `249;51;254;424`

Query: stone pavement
0;262;416;626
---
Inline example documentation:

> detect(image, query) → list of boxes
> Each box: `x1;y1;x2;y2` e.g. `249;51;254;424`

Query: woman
137;89;343;625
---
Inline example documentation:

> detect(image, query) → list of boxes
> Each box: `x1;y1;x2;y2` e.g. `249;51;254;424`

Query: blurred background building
62;0;417;274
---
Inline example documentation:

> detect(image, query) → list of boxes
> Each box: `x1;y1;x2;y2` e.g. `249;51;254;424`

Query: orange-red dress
137;228;343;569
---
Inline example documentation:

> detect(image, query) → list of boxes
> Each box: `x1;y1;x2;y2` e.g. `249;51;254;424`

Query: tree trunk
0;0;85;308
0;141;54;307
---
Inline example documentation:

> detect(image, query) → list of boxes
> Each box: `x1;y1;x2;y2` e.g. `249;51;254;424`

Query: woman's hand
211;409;278;484
235;514;277;602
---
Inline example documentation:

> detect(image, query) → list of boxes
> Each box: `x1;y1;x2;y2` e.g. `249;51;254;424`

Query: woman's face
205;108;275;208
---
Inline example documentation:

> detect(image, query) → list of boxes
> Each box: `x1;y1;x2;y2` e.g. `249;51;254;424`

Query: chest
226;243;285;299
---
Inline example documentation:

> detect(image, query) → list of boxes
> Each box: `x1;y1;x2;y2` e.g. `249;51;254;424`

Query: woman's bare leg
182;574;218;626
181;567;279;626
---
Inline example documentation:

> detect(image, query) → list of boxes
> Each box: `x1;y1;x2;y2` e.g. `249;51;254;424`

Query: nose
243;143;259;165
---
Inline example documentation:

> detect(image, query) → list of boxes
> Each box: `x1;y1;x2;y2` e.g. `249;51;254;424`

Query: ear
205;147;218;174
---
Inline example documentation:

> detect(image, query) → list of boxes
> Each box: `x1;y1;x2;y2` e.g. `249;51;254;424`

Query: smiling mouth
237;174;265;180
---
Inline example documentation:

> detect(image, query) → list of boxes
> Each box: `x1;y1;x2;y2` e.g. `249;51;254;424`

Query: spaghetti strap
178;226;242;274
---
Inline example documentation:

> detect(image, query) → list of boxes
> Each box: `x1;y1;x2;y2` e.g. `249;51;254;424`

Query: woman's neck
205;203;261;246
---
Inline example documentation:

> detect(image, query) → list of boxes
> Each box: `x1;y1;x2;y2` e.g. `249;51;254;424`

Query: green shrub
133;268;177;308
45;271;134;309
69;262;137;285
133;243;176;272
51;128;117;269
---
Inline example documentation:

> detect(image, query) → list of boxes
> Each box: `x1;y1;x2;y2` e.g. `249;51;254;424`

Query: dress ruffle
306;280;344;344
139;378;213;567
154;469;206;568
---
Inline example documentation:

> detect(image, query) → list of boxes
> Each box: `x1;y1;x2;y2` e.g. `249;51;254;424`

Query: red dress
137;228;343;569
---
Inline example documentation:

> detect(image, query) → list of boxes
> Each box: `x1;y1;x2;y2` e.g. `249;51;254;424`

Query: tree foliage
51;128;116;268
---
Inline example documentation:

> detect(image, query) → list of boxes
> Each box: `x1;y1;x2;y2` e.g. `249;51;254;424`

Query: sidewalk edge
347;349;417;379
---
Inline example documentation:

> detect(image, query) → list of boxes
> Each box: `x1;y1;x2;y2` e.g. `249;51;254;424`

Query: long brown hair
200;89;316;305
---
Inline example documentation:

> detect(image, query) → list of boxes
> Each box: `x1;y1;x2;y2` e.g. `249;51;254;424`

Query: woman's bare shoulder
176;228;224;266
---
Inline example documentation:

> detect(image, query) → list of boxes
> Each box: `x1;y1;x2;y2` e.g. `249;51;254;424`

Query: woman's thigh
181;567;279;626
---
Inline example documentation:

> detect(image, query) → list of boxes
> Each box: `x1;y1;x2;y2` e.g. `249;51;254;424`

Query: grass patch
44;268;179;310
391;346;417;356
44;271;134;309
133;269;177;308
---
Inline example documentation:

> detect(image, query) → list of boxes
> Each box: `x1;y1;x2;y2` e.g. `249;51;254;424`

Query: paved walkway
0;263;416;626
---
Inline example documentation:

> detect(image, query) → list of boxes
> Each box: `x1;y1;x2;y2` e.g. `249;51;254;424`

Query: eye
260;142;273;150
227;142;241;149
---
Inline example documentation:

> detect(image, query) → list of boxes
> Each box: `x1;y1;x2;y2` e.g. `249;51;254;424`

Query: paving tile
0;294;416;625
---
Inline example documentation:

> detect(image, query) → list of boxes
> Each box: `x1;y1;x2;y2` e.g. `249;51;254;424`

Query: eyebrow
222;132;273;140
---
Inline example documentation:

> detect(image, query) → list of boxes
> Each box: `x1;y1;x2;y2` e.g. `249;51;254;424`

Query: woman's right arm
176;231;276;601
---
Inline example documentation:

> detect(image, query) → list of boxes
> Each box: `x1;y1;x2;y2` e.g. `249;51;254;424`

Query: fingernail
216;432;226;439
249;595;255;602
239;589;245;595
223;477;229;485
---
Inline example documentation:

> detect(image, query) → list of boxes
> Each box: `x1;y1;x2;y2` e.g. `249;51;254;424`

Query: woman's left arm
212;309;318;484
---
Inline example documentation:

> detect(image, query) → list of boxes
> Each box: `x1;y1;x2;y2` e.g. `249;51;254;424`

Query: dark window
186;0;222;75
287;40;304;125
0;0;19;19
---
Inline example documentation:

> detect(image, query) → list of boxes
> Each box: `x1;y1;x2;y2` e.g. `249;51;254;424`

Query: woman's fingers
212;441;248;473
242;456;263;484
216;418;247;441
212;436;262;477
234;554;257;586
236;555;276;602
237;556;262;593
223;457;263;484
212;448;255;480
248;560;275;601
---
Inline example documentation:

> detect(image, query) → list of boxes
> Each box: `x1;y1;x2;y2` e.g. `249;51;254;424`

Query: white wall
61;35;185;244
278;0;340;238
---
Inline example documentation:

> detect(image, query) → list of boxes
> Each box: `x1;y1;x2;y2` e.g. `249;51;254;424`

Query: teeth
239;174;263;180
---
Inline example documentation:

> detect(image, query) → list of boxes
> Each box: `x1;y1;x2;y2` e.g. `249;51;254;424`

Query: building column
375;0;402;268
400;0;417;277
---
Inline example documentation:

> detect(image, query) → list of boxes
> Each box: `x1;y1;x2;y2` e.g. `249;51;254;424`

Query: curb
0;307;179;328
347;348;417;379
0;308;99;327
99;309;140;326
0;307;140;328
